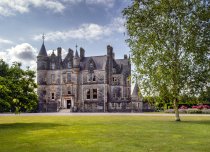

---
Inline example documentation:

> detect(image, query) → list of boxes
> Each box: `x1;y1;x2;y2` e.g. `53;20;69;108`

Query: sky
0;0;131;70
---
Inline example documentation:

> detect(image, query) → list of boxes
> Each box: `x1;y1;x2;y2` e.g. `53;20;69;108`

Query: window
51;74;55;83
118;103;121;108
52;93;55;100
93;89;97;99
87;74;92;82
92;75;96;81
68;90;71;95
113;77;117;82
87;89;90;99
67;73;71;82
67;62;71;69
87;74;96;82
51;63;55;70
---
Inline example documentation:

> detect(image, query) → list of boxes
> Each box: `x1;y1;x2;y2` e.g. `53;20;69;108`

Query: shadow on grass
174;120;210;125
0;122;67;131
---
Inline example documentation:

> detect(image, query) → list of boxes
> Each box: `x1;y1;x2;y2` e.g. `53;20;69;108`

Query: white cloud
86;0;115;8
112;17;126;33
0;0;119;16
33;16;125;42
0;0;65;16
0;43;38;70
0;38;13;44
33;23;111;41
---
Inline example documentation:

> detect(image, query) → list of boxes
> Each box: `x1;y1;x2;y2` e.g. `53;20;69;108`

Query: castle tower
131;83;143;112
37;34;48;70
73;46;80;69
37;34;49;112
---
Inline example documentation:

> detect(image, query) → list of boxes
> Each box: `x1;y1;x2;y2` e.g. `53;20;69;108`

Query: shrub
178;109;187;114
192;105;210;109
179;105;188;109
201;109;210;114
164;109;174;113
186;108;202;114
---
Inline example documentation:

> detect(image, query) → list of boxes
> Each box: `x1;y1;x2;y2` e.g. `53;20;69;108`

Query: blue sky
0;0;131;70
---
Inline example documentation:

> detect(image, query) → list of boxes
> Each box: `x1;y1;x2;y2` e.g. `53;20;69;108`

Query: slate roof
74;50;79;58
80;55;107;70
38;43;47;56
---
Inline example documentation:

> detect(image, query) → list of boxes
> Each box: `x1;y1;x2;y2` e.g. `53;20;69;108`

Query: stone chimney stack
57;47;62;58
80;47;85;60
107;45;113;58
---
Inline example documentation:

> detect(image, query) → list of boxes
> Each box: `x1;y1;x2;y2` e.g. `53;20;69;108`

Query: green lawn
0;116;210;152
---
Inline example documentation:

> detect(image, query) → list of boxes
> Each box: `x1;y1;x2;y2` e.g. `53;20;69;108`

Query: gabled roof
38;43;47;56
80;55;107;70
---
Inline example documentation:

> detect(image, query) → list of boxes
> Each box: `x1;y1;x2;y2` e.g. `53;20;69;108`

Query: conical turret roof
38;43;47;56
74;50;79;58
132;83;139;97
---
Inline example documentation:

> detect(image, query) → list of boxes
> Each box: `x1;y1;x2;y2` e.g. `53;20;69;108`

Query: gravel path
0;113;210;116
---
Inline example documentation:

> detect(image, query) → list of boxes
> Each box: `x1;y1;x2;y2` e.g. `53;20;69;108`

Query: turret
73;50;80;68
37;38;48;70
131;83;140;101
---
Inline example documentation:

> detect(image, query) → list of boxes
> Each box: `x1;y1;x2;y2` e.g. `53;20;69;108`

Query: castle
37;40;142;112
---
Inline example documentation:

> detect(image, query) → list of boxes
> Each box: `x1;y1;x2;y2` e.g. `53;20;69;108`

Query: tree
123;0;209;121
0;59;38;113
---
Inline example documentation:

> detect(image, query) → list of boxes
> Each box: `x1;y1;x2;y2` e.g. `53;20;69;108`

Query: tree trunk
174;98;180;121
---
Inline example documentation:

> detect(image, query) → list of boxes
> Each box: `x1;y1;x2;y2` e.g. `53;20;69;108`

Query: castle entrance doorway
67;100;71;109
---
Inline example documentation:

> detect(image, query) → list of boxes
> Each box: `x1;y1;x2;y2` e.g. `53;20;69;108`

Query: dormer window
67;62;71;69
51;63;55;70
87;74;96;82
113;77;117;82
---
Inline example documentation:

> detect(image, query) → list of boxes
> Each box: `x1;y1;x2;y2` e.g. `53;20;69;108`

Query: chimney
124;54;128;59
107;45;113;58
68;48;73;56
80;47;85;60
57;47;62;58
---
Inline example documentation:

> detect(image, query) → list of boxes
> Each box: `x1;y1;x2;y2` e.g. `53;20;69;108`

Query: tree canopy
0;59;38;113
123;0;209;121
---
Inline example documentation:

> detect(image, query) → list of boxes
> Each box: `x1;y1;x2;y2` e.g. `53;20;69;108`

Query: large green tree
123;0;209;121
0;59;38;113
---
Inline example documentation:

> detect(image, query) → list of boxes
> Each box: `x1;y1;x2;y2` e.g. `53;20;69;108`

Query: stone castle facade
37;42;142;112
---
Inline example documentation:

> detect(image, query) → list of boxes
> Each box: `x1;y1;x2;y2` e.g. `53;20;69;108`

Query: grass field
0;115;210;152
